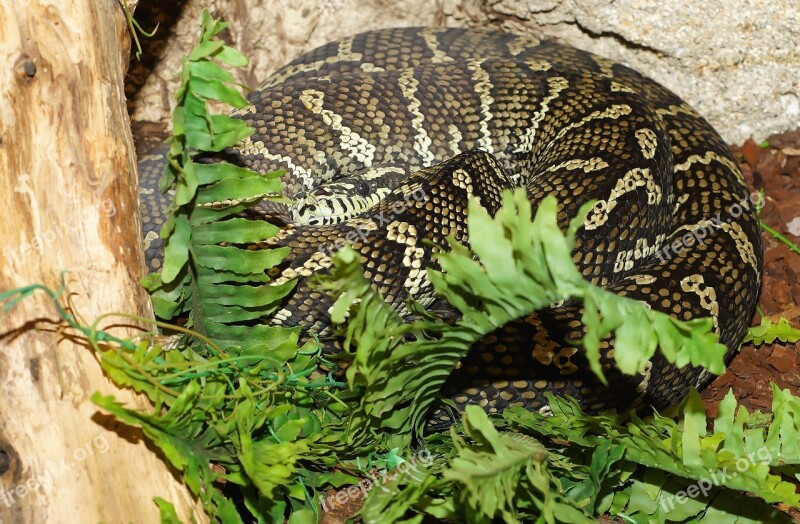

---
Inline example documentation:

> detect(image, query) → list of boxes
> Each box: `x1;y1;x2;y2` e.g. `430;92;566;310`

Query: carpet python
138;27;763;424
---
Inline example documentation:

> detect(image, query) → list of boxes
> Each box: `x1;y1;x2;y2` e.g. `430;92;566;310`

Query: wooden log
0;1;205;521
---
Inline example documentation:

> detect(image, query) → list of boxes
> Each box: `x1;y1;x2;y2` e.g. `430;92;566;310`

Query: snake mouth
290;195;338;225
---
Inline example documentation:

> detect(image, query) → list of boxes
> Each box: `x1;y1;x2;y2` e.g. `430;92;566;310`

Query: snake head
289;166;408;225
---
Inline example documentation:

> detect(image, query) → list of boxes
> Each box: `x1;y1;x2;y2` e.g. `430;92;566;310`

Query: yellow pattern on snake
138;27;762;425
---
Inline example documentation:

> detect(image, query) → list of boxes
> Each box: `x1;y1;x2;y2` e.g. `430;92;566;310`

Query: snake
138;27;763;424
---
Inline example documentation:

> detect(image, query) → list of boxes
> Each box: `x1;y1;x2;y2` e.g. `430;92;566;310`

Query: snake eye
295;191;307;200
354;180;370;196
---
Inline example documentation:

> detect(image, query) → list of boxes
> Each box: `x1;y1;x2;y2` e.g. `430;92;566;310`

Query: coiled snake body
139;28;762;421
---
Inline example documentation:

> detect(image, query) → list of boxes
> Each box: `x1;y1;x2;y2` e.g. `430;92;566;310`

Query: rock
130;0;447;126
444;0;799;143
787;217;800;237
130;0;799;144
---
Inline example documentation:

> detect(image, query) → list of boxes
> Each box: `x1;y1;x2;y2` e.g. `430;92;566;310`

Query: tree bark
0;1;205;522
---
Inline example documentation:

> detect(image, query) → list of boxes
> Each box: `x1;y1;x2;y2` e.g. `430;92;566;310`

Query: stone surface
130;0;447;126
130;0;800;143
443;0;800;143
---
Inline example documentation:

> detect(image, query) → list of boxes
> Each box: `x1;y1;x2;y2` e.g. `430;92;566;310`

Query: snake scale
139;27;763;423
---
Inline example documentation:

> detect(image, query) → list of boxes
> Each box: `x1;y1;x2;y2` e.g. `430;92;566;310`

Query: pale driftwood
0;1;204;521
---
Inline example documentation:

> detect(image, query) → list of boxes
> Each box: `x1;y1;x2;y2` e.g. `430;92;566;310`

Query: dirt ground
702;131;800;418
706;131;800;522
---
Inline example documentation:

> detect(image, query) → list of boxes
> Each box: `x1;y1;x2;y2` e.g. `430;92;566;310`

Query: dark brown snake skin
139;27;762;422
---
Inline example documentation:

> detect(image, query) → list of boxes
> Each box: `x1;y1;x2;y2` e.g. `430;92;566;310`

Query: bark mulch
702;129;800;522
703;130;800;415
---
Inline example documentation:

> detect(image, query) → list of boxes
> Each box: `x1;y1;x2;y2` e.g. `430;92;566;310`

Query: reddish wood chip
742;138;762;171
768;130;800;149
764;244;790;264
769;345;797;373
